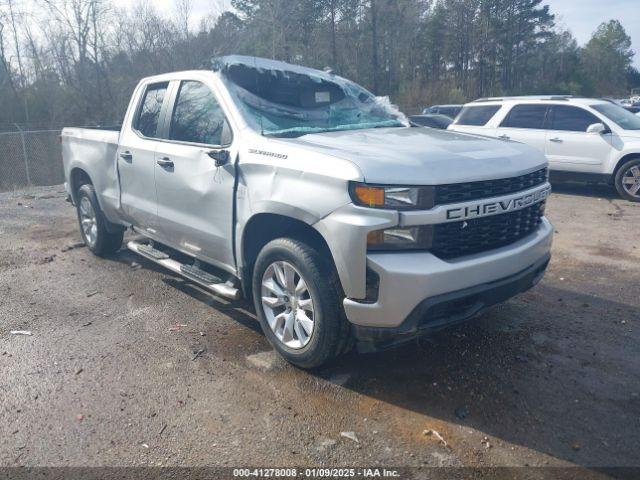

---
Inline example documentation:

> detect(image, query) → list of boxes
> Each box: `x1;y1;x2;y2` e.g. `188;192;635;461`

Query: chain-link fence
0;122;120;193
0;128;64;192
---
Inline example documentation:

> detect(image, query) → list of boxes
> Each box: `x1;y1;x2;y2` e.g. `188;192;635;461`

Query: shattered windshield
215;57;407;137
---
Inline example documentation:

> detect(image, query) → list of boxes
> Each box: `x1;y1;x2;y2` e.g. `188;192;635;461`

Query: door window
500;104;548;129
134;82;169;138
550;105;600;132
170;81;230;145
455;105;501;126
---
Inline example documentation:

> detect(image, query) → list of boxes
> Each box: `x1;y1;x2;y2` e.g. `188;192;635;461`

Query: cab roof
211;55;340;84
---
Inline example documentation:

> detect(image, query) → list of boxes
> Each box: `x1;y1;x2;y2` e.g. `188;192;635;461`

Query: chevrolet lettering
446;185;551;220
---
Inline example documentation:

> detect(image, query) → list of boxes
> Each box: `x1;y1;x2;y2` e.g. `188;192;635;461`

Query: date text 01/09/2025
232;468;401;477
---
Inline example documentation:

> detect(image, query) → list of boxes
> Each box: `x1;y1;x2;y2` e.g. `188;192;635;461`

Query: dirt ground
0;183;638;478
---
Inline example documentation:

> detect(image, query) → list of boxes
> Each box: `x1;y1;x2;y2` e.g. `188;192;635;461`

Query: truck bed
80;125;122;132
61;127;122;222
62;126;121;143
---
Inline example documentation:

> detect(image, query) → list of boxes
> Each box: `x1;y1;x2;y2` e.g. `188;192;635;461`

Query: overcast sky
550;0;639;67
113;0;640;68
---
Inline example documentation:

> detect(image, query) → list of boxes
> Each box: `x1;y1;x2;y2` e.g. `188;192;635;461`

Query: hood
277;127;547;185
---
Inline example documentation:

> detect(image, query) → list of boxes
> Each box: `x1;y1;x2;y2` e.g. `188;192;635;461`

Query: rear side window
134;82;168;138
550;105;600;132
501;104;549;129
455;105;501;126
170;81;230;145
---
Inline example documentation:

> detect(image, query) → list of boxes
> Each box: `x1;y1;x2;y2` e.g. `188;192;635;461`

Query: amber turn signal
353;185;385;207
366;229;385;246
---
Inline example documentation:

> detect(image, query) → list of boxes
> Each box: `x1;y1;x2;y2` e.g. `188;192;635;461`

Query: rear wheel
615;159;640;202
76;184;123;256
252;238;350;369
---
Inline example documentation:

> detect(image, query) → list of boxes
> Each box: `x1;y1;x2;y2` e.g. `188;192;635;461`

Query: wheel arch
69;167;93;204
239;212;338;299
71;168;124;234
612;153;640;183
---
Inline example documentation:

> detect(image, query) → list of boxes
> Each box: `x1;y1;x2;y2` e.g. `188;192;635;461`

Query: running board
127;240;241;300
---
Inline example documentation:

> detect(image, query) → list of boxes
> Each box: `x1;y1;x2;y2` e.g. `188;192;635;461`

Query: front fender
249;200;321;225
313;204;398;299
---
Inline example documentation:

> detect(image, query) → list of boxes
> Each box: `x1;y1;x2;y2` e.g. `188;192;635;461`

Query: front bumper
353;253;549;352
343;218;553;343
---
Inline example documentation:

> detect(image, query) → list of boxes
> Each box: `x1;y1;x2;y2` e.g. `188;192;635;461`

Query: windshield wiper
265;131;310;139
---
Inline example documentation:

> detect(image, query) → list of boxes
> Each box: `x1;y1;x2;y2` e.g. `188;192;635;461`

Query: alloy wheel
260;261;315;349
621;165;640;198
79;196;98;247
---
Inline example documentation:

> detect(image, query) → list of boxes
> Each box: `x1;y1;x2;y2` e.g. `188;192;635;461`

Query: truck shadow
162;276;263;335
315;283;640;470
110;248;263;337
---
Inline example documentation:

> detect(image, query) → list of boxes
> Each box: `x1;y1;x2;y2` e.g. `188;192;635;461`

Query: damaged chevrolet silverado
62;56;553;368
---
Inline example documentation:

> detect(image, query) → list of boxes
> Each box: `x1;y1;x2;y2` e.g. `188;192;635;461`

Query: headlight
349;183;434;210
367;225;433;251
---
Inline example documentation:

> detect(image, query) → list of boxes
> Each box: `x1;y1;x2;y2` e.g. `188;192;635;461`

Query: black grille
431;201;545;259
434;168;548;206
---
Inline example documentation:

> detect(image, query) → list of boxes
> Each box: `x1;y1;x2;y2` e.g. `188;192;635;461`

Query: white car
448;96;640;201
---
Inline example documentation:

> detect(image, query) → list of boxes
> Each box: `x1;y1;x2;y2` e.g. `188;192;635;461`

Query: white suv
448;96;640;202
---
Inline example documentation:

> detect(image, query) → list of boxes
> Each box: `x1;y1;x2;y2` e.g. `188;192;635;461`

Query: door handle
549;137;563;143
498;134;510;140
156;157;174;168
119;151;133;161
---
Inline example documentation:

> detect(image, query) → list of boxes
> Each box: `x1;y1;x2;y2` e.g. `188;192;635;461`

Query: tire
252;238;351;369
614;158;640;202
75;184;124;256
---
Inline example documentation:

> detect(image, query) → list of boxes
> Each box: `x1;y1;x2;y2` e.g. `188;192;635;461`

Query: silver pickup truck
62;56;553;368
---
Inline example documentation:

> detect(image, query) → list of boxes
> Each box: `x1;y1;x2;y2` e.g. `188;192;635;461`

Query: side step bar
127;240;241;300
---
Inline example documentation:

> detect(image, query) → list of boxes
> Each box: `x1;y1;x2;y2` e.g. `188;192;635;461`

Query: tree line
0;0;637;130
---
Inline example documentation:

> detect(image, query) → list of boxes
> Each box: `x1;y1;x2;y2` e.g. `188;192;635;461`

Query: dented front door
153;79;236;272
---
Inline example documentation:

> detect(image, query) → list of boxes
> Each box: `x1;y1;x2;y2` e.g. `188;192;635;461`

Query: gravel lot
0;184;638;478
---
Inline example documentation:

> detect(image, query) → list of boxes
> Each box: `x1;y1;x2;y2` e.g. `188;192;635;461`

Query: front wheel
75;184;124;256
252;238;351;369
614;159;640;202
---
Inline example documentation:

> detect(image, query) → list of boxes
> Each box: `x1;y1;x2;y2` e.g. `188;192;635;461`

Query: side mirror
586;122;607;134
208;149;230;167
